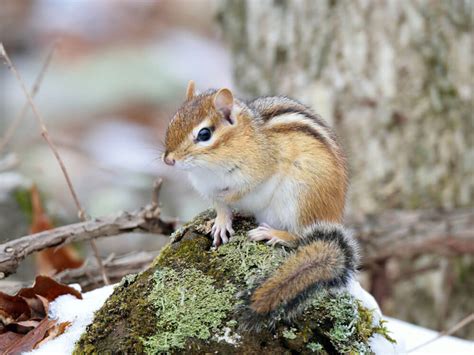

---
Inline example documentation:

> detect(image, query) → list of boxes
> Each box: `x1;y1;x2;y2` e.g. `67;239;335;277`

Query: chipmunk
163;81;358;328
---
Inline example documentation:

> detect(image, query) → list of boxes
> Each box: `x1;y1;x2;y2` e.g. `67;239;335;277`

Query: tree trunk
218;0;473;214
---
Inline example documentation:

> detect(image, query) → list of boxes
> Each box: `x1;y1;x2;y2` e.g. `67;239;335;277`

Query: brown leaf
0;274;81;352
3;318;56;355
29;184;54;233
0;332;22;353
0;293;30;324
30;184;84;275
36;247;84;276
34;321;71;349
5;320;40;334
17;275;82;301
21;296;47;320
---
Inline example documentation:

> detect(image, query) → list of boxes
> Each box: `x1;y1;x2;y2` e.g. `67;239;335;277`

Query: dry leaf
6;320;40;334
0;332;22;350
0;293;30;325
3;318;57;354
34;321;71;349
21;296;47;320
18;275;82;301
30;184;84;275
0;276;82;353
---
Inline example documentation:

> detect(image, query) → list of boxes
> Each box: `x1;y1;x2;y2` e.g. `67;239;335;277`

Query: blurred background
0;0;472;340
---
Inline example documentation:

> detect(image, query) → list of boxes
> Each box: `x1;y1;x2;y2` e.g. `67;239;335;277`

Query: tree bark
218;0;473;214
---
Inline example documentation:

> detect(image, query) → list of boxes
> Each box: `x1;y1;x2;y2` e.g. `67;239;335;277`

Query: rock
75;210;394;354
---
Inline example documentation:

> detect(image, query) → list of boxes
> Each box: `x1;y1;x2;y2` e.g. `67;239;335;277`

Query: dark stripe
267;123;329;148
260;106;302;122
259;103;330;130
301;226;358;274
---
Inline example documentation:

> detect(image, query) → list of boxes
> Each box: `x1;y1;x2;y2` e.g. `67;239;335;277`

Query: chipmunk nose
163;153;175;166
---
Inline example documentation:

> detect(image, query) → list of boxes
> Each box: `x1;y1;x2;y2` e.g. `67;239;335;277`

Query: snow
385;317;474;355
29;280;474;354
27;284;115;355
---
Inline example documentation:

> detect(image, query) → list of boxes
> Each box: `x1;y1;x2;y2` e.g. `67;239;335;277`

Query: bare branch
0;40;58;154
351;208;474;267
0;203;175;278
55;250;162;290
0;43;109;284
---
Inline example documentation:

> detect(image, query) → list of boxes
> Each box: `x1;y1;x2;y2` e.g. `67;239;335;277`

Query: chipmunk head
163;81;254;171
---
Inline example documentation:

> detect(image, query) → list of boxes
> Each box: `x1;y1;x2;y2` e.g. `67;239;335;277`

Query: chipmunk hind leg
247;224;299;247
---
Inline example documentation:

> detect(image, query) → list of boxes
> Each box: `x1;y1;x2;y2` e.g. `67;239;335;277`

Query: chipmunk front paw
211;216;234;247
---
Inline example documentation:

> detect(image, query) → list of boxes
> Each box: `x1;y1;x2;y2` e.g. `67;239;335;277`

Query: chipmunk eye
197;127;212;142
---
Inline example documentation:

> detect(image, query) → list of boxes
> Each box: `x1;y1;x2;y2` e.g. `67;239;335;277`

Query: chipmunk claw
211;220;234;247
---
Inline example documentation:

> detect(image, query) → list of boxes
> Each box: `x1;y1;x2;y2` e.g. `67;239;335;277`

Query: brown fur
251;240;346;313
264;123;347;224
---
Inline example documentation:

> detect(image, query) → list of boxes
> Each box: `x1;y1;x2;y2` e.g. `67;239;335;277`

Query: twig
0;203;175;278
55;250;163;290
0;43;109;284
0;40;58;155
407;313;474;352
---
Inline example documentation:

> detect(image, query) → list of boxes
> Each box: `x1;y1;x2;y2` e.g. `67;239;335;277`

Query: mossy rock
74;210;393;354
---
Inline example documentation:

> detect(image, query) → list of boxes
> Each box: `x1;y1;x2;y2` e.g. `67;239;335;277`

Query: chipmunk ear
185;80;196;100
214;88;234;125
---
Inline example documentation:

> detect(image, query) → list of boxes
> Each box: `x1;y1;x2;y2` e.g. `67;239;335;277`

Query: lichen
303;292;395;354
215;234;287;288
143;267;236;352
306;342;324;353
75;210;394;354
282;328;298;340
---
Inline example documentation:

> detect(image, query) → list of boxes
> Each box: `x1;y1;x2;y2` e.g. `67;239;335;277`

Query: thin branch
0;43;109;284
407;313;474;352
0;40;58;154
55;250;163;290
0;203;175;278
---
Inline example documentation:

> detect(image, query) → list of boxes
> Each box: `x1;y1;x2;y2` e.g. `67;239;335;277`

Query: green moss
144;267;236;352
74;268;159;354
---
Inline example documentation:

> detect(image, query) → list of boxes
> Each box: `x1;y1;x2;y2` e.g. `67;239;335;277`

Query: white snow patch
384;317;474;355
27;284;115;355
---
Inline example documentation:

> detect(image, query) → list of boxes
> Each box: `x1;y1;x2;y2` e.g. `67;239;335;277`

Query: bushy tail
244;223;358;330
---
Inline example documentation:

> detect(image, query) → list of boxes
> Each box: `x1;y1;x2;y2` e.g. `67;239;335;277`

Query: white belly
231;174;301;233
187;167;302;233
